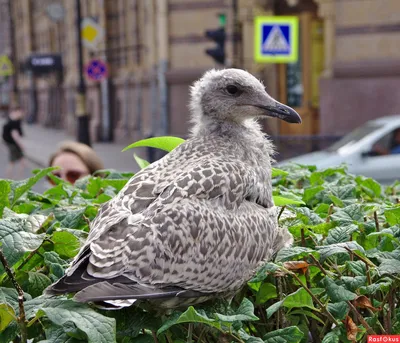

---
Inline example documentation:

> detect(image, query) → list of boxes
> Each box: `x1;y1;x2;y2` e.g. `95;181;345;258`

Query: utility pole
8;0;18;105
75;0;91;146
232;0;239;68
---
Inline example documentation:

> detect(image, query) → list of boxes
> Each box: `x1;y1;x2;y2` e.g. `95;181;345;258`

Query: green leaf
27;272;52;298
309;167;346;185
133;154;150;169
215;298;258;323
263;326;304;343
43;251;67;279
157;306;220;334
294;207;324;225
345;261;366;276
249;262;281;283
0;180;11;217
34;299;116;343
0;321;18;343
0;287;31;313
52;231;80;259
327;302;349;321
325;225;359;244
321;331;340;343
330;184;356;201
255;283;277;304
41;324;85;343
322;277;357;302
316;241;365;261
272;168;289;178
289;309;324;324
273;195;305;207
360;279;392;295
328;194;344;207
331;204;364;224
275;247;317;262
266;300;283;319
238;329;264;343
377;259;400;275
302;186;324;205
54;208;87;230
385;207;400;226
359;177;382;197
340;276;367;292
122;136;185;153
283;288;316;310
9;167;57;206
0;218;45;272
0;303;16;332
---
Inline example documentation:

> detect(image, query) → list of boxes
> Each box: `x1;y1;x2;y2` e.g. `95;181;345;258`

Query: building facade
4;0;400;145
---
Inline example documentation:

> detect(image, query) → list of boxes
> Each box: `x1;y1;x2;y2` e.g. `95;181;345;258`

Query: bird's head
189;68;301;132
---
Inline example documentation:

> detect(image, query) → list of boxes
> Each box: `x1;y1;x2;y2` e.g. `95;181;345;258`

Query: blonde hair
49;141;104;174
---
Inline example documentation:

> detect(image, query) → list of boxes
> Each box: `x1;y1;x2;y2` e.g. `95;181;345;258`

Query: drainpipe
145;0;157;139
157;0;168;136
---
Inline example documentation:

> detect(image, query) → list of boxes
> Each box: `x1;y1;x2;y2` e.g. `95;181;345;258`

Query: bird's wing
78;199;279;298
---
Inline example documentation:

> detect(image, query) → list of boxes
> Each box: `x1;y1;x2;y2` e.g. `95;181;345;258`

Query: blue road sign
86;59;108;81
254;16;299;63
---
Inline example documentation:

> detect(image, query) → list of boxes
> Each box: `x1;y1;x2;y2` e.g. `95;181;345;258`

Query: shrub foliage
0;137;400;343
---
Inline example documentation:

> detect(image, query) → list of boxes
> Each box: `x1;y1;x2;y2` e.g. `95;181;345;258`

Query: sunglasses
47;170;87;185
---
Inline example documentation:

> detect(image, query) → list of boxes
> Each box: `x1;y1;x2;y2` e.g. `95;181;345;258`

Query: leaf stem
0;248;27;343
17;238;50;270
151;330;159;343
347;301;376;335
326;204;334;222
187;323;194;343
373;211;380;232
344;247;376;267
309;254;329;276
285;269;340;326
278;206;286;221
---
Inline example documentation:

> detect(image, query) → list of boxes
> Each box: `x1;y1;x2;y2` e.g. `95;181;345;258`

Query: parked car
276;115;400;184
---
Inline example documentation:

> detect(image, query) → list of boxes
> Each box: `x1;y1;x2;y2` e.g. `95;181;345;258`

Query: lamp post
75;0;91;146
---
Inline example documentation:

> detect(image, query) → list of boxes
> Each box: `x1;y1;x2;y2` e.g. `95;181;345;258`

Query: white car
277;115;400;184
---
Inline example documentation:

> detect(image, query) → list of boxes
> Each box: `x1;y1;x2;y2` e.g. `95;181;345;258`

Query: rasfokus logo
368;336;400;342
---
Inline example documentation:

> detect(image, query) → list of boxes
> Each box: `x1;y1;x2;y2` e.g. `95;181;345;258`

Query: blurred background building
1;0;399;153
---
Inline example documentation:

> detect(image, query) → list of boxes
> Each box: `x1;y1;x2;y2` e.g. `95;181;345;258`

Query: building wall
9;0;279;144
319;0;400;135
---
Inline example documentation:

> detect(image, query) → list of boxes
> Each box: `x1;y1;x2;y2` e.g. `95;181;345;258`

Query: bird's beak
256;101;302;124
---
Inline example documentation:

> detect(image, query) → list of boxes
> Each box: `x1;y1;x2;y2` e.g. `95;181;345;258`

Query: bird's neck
190;115;264;140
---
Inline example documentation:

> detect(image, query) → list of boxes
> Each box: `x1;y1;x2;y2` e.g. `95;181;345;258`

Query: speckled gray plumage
46;68;297;309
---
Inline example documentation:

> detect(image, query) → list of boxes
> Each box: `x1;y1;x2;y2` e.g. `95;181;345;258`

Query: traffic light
205;14;226;65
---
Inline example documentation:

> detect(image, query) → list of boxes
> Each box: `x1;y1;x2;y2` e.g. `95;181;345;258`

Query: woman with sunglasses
48;141;104;185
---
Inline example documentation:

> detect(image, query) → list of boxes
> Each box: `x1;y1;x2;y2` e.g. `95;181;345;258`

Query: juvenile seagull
46;68;301;309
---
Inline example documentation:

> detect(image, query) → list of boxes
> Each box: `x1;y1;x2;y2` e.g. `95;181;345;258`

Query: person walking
2;106;26;179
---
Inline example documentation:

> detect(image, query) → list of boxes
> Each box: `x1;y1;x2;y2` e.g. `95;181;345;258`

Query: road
0;144;48;194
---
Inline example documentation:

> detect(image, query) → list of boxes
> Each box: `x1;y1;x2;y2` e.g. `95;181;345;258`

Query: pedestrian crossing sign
254;16;299;63
0;55;14;76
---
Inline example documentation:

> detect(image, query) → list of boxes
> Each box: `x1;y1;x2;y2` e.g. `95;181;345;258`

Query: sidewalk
1;118;142;173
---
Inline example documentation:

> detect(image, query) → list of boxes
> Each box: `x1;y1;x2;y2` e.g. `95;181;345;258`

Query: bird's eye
226;85;239;95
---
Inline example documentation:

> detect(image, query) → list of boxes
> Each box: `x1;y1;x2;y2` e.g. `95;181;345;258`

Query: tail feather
74;281;204;303
45;253;130;295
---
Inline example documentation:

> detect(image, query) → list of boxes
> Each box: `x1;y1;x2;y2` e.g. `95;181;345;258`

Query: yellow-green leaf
122;136;185;153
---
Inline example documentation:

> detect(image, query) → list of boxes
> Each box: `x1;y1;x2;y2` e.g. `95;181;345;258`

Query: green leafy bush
0;137;400;343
